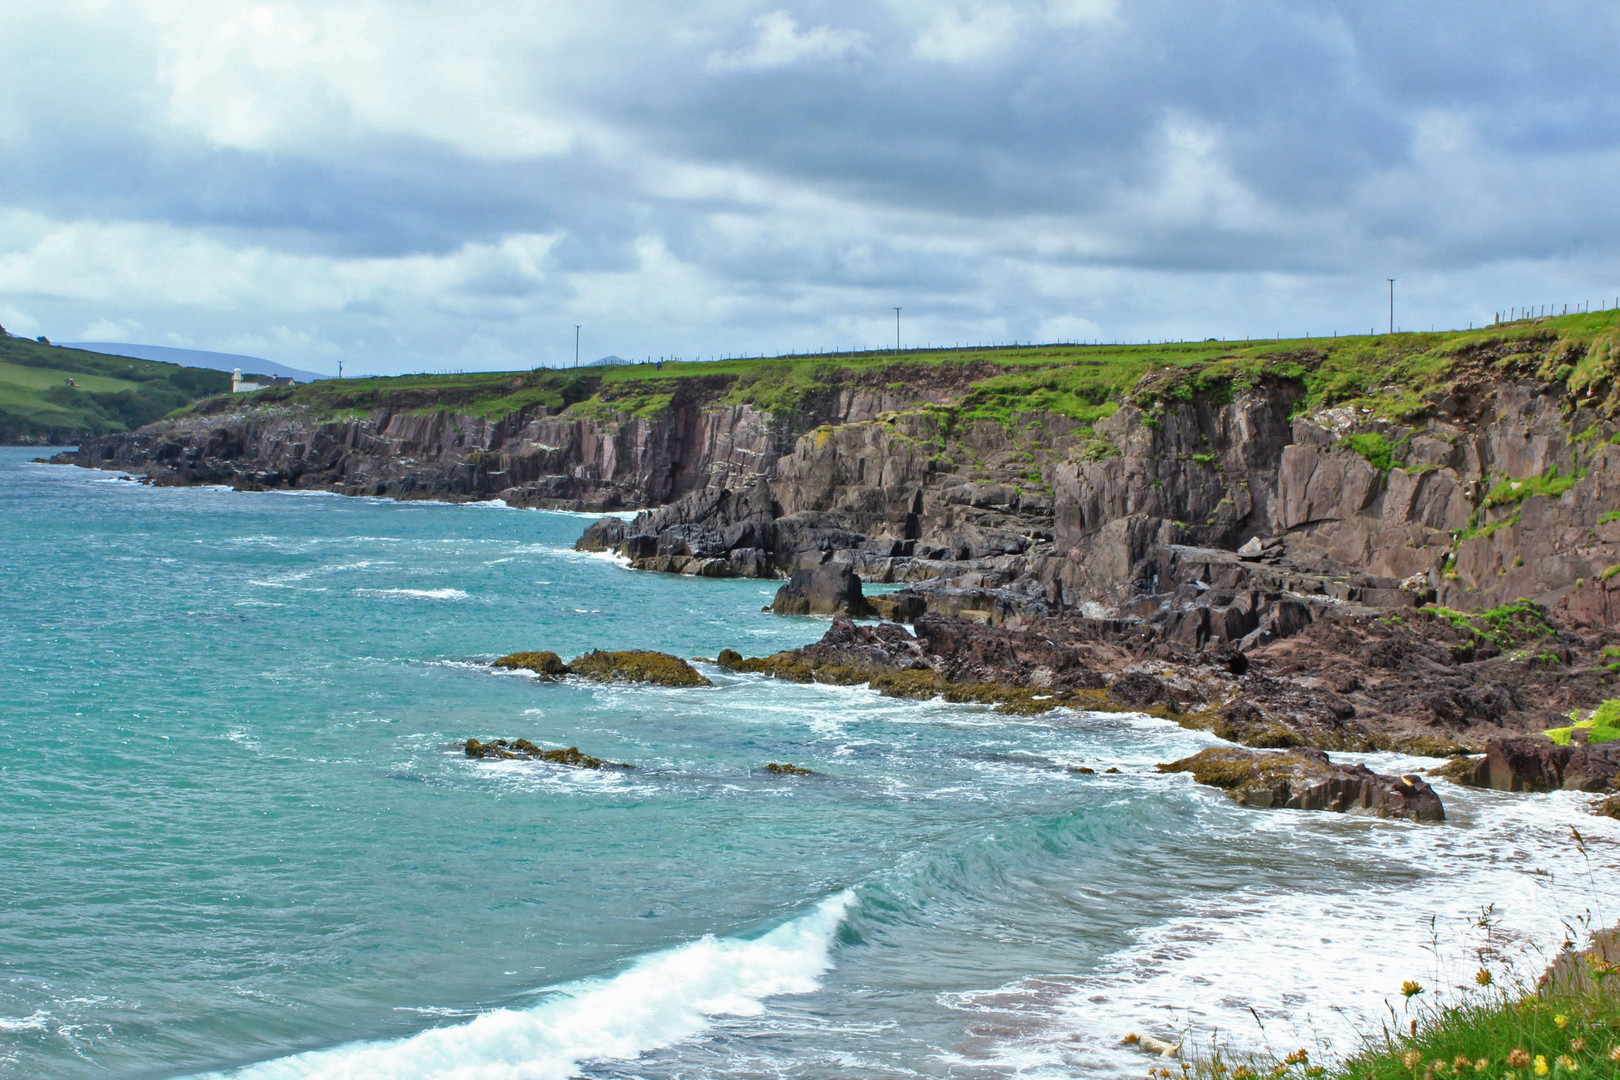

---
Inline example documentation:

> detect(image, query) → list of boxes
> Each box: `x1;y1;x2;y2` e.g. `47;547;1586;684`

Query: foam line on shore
189;890;854;1080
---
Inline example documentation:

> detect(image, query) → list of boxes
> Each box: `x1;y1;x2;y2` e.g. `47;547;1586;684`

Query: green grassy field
0;336;231;442
227;311;1620;439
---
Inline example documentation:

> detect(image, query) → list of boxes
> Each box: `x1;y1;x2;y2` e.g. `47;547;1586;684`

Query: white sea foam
0;1010;50;1032
944;784;1620;1079
356;588;470;602
190;891;854;1080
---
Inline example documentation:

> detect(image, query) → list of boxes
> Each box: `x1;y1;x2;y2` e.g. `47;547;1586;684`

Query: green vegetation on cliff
196;312;1620;442
0;336;230;441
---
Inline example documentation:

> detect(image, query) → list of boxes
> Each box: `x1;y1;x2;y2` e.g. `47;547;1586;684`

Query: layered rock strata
1159;746;1445;822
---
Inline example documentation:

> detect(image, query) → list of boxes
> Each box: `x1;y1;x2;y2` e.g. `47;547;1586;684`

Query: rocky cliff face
56;342;1620;635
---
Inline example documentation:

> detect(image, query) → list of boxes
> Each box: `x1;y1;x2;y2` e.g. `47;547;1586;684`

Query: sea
2;444;1618;1080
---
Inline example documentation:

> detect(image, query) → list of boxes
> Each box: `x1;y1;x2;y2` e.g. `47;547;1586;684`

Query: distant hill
63;343;325;384
0;337;233;443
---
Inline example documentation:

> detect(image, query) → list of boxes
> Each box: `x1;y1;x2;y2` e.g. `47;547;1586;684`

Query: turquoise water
3;446;1618;1080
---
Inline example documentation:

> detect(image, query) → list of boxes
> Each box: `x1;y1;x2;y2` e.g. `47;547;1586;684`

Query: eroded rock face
770;563;867;617
1433;736;1620;792
492;651;569;678
1160;747;1445;822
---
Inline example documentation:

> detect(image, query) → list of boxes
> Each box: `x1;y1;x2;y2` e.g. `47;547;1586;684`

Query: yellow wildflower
1533;1055;1548;1077
1285;1050;1309;1066
1476;969;1493;986
1554;1015;1569;1030
1402;981;1425;999
1507;1049;1531;1069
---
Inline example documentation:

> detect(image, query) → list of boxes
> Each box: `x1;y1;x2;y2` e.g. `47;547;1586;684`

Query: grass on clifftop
208;311;1620;437
0;336;230;440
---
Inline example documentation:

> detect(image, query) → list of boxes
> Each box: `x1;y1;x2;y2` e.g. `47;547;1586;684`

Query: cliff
57;316;1620;634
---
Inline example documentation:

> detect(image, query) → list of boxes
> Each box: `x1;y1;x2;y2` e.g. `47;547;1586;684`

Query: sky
2;1;1618;376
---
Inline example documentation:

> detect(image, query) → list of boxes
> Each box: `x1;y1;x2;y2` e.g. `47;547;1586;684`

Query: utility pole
1387;279;1395;334
574;325;581;368
337;359;343;380
894;307;901;352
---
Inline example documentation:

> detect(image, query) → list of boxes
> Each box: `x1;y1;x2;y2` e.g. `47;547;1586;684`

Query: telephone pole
1387;279;1395;334
574;325;581;367
894;307;901;352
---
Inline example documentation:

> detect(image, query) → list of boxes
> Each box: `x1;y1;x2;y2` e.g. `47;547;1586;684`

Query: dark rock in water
575;516;628;552
1431;735;1620;793
492;651;569;678
1593;794;1620;820
463;738;635;769
568;649;713;687
763;762;813;775
770;563;867;617
716;648;744;669
1160;746;1445;822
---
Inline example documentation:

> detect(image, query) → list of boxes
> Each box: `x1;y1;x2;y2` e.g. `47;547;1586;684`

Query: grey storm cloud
1;0;1618;373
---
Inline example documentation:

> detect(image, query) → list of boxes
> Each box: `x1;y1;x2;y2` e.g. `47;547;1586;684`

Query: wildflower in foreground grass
1532;1054;1548;1077
1404;1050;1424;1069
1554;1055;1576;1073
1609;1045;1620;1064
1567;1039;1584;1054
1507;1049;1531;1068
1403;981;1426;999
1553;1015;1569;1030
1476;970;1493;987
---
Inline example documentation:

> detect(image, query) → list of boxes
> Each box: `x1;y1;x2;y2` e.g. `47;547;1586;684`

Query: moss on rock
492;651;569;677
464;738;634;769
763;762;813;775
566;649;713;687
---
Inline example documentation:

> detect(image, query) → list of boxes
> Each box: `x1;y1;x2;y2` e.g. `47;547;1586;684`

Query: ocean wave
188;891;854;1080
355;588;470;602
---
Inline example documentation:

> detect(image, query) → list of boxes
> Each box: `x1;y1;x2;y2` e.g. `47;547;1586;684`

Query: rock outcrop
464;739;635;769
565;649;713;687
1432;735;1620;792
1160;746;1446;822
769;563;867;617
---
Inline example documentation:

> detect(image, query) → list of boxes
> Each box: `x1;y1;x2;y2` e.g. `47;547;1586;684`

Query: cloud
0;0;1617;373
707;11;866;72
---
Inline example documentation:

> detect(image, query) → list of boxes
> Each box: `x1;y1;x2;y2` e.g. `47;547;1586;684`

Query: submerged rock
763;762;813;775
770;563;867;617
463;738;634;769
1159;746;1445;822
568;649;713;687
492;651;570;678
1431;735;1620;793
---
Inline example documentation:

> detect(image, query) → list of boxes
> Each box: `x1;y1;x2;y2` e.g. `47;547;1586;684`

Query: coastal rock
770;563;867;617
763;763;813;775
464;739;634;769
1432;735;1620;793
575;517;627;552
567;649;713;687
492;651;569;678
1160;746;1445;821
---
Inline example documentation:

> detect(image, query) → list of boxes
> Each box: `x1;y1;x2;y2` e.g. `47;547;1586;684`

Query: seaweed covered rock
770;563;867;617
1210;701;1302;749
1593;794;1620;820
464;738;635;769
716;648;744;669
1159;746;1445;822
492;651;570;678
568;649;713;687
1432;735;1620;793
763;762;813;775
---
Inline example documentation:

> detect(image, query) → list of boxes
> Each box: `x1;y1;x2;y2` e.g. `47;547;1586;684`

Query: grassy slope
0;337;232;440
224;312;1620;445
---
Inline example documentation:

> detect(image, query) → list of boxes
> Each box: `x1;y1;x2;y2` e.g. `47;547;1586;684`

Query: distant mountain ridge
63;343;325;383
